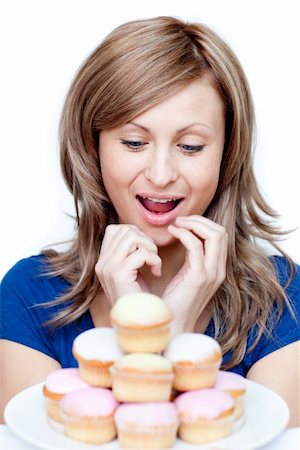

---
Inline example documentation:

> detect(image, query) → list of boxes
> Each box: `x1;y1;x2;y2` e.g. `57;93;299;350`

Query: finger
101;224;156;255
168;225;204;274
100;223;127;254
125;248;162;277
170;221;227;278
176;215;225;233
121;229;159;257
175;217;228;254
100;226;158;262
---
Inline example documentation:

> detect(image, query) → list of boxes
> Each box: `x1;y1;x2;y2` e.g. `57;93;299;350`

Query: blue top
0;254;299;376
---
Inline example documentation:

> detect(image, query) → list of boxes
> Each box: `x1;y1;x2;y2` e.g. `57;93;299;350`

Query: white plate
4;380;289;450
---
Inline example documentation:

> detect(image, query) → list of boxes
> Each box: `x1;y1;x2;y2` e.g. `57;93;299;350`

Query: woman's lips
136;195;184;226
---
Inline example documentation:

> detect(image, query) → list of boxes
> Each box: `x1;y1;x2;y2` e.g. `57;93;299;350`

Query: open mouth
137;196;183;214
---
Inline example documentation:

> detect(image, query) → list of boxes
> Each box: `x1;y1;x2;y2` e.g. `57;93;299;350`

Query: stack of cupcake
42;292;246;448
43;328;122;445
109;292;179;449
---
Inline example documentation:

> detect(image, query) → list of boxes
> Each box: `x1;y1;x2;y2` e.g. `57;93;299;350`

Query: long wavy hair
43;16;295;369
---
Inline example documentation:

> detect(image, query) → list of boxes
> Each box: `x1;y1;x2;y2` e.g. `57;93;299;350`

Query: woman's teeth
138;196;181;213
141;196;179;203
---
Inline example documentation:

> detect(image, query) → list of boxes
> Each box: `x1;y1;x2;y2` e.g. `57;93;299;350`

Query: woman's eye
179;144;205;154
120;140;146;151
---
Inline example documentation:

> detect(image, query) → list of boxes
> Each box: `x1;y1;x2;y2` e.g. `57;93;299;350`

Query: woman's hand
163;215;228;334
95;224;162;305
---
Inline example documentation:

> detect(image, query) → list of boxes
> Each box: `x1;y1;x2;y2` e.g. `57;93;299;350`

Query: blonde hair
43;16;294;369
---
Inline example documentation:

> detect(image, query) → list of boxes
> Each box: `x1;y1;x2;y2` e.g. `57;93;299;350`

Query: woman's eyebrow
125;121;212;132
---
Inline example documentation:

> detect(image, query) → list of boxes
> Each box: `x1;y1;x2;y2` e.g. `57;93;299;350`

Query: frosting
72;327;123;361
175;389;234;420
215;370;246;391
115;402;179;427
110;293;172;326
44;368;89;394
59;387;119;417
164;333;221;362
113;353;173;372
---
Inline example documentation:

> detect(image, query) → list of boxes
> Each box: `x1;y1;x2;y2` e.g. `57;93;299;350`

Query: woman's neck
138;239;186;297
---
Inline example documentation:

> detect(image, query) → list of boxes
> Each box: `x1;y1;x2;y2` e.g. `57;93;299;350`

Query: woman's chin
148;229;178;248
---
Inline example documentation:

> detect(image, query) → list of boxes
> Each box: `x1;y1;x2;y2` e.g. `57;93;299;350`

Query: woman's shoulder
226;255;300;376
270;255;300;304
270;254;300;281
246;255;300;364
1;254;69;304
0;254;80;366
2;254;49;279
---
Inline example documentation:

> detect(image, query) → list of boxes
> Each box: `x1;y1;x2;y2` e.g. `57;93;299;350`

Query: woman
0;16;299;425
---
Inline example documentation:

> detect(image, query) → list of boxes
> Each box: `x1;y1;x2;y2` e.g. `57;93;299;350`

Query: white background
0;0;299;280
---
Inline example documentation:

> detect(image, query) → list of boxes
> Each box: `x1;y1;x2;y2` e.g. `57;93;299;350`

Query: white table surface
1;424;299;450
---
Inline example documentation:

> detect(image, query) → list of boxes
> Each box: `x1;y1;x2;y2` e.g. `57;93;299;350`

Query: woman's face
99;76;225;247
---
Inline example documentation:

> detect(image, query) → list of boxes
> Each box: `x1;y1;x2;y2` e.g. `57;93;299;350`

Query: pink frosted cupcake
175;389;235;444
42;368;89;424
164;333;222;391
215;370;247;420
59;387;119;444
115;402;179;449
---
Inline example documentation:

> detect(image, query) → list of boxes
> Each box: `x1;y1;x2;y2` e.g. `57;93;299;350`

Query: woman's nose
144;148;179;187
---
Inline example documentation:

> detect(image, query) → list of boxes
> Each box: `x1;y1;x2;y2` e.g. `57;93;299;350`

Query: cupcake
115;402;179;449
175;389;235;444
110;353;174;402
215;370;247;420
42;368;89;424
59;387;119;444
72;327;123;387
164;333;222;391
110;293;172;353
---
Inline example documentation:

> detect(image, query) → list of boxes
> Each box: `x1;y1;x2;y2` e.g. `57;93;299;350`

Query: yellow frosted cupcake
110;293;172;353
164;333;222;391
72;327;123;387
110;353;174;402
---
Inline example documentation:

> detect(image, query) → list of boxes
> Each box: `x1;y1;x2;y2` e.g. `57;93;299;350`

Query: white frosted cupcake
60;387;119;444
175;388;235;444
115;402;179;449
43;368;89;425
110;353;174;402
110;293;172;353
72;327;123;387
164;333;222;391
215;370;247;420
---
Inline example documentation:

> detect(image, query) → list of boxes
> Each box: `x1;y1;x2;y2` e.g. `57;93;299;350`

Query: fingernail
153;266;162;276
